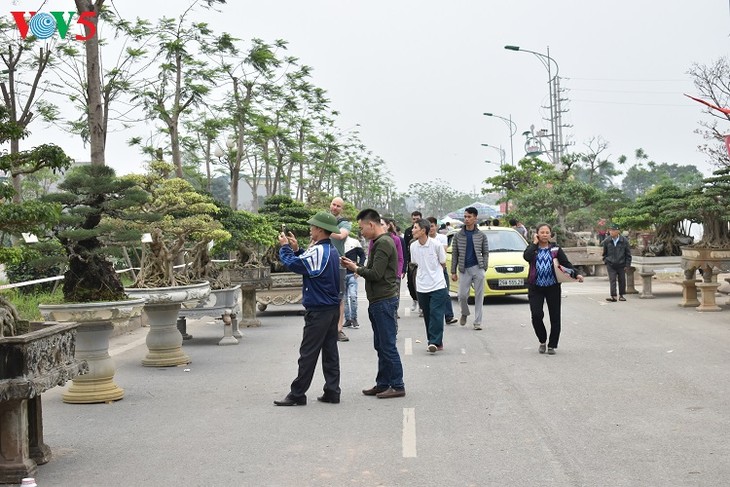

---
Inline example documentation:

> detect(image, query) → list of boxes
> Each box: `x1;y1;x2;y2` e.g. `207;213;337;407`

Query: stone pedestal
240;286;261;328
679;279;700;308
696;282;722;312
638;271;656;299
0;399;36;483
125;282;210;367
218;311;238;346
141;303;190;367
625;267;638;294
63;321;123;404
0;323;86;484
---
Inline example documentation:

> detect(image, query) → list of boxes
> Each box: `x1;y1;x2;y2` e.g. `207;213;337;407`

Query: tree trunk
76;0;105;166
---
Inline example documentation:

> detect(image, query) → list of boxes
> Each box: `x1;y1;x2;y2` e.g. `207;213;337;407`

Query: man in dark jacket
602;223;632;302
274;211;342;406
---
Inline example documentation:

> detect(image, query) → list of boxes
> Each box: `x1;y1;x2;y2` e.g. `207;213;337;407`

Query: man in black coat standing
602;223;632;302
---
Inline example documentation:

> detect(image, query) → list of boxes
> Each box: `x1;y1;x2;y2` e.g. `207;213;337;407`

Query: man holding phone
274;211;342;406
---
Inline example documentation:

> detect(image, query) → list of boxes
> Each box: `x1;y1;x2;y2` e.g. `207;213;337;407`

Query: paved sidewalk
31;276;730;486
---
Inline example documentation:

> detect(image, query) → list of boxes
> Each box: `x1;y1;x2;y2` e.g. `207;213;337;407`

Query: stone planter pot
38;299;145;404
255;272;303;312
125;282;211;367
680;247;730;311
0;322;86;483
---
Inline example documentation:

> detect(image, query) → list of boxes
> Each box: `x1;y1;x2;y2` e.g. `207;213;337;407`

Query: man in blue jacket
274;211;342;406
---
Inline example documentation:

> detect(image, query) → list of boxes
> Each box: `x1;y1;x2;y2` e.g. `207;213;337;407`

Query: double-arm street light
480;143;506;169
504;45;563;165
483;113;516;165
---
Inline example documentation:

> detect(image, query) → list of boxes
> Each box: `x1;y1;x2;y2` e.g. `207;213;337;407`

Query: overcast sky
13;1;730;195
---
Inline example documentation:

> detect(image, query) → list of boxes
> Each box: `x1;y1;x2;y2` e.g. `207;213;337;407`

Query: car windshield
483;230;527;252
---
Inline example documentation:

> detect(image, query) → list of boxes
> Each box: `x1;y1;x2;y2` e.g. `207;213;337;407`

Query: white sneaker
410;301;418;312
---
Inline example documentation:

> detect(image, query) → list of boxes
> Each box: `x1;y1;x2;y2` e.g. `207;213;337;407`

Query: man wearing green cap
602;223;632;302
273;211;342;406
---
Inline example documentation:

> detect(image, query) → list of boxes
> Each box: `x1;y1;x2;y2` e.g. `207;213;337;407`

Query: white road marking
402;408;417;458
405;337;413;355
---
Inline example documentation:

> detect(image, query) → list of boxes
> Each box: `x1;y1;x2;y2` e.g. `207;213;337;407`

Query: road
35;277;730;486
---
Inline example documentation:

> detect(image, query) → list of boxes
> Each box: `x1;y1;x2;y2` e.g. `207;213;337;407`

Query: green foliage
123;161;231;287
4;242;64;295
41;165;151;302
620;150;704;200
0;288;64;321
684;167;730;247
259;194;315;238
407;179;473;218
212;205;277;264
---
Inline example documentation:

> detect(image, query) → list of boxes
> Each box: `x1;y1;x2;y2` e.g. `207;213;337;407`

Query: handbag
553;258;576;283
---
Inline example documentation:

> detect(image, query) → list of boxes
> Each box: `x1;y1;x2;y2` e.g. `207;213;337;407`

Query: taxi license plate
499;278;524;286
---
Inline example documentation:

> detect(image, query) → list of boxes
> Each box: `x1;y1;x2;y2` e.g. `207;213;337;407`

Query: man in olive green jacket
341;208;405;399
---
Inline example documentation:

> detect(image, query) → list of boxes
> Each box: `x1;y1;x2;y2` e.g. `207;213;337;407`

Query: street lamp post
480;143;506;167
483;113;516;165
504;45;563;165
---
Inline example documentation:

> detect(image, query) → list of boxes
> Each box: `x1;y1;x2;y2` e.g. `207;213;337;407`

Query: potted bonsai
678;167;730;310
121;161;230;366
613;182;693;298
211;205;277;326
38;164;150;403
255;195;316;312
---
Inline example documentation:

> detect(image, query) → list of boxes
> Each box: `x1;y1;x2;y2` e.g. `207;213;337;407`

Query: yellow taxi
445;225;529;297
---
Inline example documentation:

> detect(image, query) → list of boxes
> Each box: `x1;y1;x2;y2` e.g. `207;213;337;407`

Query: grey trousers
457;265;486;325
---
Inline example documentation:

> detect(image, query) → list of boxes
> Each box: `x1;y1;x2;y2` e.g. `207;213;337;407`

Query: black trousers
406;263;418;301
528;284;562;349
606;264;626;297
290;306;341;399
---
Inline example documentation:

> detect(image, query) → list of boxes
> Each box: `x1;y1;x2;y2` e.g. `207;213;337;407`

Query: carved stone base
679;279;700;307
696;282;722;312
141;303;190;367
63;321;123;404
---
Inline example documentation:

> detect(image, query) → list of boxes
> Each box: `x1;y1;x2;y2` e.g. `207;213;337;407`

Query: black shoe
343;320;353;328
539;343;546;354
273;394;306;406
618;296;626;301
316;394;340;404
547;348;556;355
606;297;617;302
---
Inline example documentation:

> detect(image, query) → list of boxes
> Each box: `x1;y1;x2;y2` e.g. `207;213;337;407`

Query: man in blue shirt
274;211;342;406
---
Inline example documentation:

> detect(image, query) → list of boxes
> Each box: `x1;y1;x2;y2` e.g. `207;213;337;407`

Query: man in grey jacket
450;207;490;330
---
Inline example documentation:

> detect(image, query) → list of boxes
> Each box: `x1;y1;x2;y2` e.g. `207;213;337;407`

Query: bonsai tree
613;183;694;256
42;164;152;302
684;167;730;248
258;194;316;271
123;161;231;288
